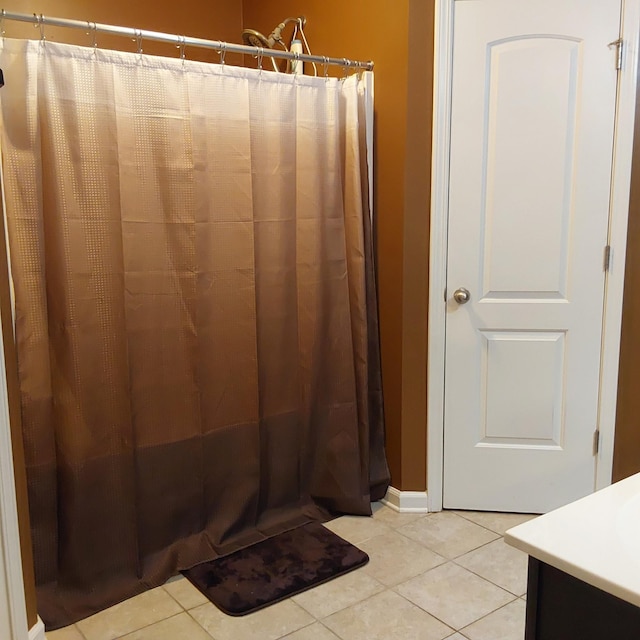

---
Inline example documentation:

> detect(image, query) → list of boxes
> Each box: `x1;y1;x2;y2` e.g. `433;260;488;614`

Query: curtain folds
0;38;389;629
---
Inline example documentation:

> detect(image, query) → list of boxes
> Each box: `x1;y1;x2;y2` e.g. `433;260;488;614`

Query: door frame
427;0;640;512
0;317;29;638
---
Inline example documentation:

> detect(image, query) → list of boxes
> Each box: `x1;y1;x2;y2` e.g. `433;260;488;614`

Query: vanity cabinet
505;472;640;640
524;557;640;639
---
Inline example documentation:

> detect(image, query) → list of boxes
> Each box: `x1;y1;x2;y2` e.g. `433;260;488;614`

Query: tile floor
46;505;537;640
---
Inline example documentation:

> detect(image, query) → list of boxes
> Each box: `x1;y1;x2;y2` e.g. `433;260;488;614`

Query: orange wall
613;65;640;483
242;0;430;490
400;1;434;490
0;0;243;64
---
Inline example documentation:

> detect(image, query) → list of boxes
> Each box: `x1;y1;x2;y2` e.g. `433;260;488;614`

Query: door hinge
609;38;623;71
604;245;611;272
593;429;600;456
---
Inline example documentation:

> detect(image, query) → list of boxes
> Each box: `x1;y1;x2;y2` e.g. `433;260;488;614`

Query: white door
443;0;622;513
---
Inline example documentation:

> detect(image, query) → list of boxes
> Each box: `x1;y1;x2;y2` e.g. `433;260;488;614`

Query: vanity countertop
505;472;640;608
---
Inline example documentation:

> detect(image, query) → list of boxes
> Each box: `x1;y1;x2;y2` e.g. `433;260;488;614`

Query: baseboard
381;487;429;513
29;617;45;640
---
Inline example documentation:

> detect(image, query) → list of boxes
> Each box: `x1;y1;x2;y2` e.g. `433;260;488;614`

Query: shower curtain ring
257;47;264;71
133;28;143;54
86;21;98;50
0;10;6;40
34;14;45;41
176;35;186;62
341;58;350;80
323;56;329;80
218;42;226;66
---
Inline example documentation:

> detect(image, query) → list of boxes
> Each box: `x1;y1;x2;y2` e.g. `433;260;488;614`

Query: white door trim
0;319;29;638
427;0;640;512
596;0;640;490
427;0;455;513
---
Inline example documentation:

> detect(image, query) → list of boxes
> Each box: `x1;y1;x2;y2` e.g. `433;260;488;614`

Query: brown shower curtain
0;39;389;628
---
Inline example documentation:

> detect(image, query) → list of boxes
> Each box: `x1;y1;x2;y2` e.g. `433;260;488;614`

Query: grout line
449;535;529;596
316;620;341;638
319;586;389;619
390;522;497;562
457;596;525;636
452;510;538;537
161;583;188;611
446;529;502;560
445;513;505;542
185;608;218;640
113;611;186;639
292;572;387;620
451;510;506;535
388;588;456;634
449;562;525;597
324;585;457;636
391;571;518;632
277;618;319;639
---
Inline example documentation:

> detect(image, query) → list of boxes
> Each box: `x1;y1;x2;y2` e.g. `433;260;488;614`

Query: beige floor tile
281;622;342;639
358;531;446;587
163;576;209;610
453;511;537;536
322;515;392;545
399;512;499;559
189;599;314;640
445;635;469;640
45;625;85;640
396;562;515;630
460;599;526;640
120;612;213;639
324;590;453;640
371;503;428;529
456;538;528;595
292;567;385;618
76;587;182;640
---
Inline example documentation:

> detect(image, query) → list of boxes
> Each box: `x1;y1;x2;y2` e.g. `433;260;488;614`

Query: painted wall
0;0;244;64
400;0;434;492
613;65;640;483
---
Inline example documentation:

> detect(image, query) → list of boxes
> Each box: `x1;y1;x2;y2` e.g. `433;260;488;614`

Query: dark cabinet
525;557;640;640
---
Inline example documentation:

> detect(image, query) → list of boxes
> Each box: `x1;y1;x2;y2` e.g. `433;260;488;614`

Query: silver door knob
453;287;471;304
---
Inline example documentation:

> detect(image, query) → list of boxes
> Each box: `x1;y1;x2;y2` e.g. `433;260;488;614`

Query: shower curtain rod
0;10;374;71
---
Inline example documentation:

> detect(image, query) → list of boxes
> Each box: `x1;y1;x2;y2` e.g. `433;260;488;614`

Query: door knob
453;287;471;304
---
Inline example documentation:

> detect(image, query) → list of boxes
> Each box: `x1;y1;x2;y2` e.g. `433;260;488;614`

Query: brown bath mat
182;521;369;616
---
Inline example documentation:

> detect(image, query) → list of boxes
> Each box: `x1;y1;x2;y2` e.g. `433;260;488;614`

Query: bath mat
182;521;369;616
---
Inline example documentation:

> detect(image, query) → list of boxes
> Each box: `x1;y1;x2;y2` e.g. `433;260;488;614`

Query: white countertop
505;472;640;608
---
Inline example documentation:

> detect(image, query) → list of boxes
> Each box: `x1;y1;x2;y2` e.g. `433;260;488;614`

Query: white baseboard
30;617;45;640
381;487;429;513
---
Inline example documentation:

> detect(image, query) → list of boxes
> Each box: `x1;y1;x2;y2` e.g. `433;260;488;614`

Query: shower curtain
0;39;389;628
